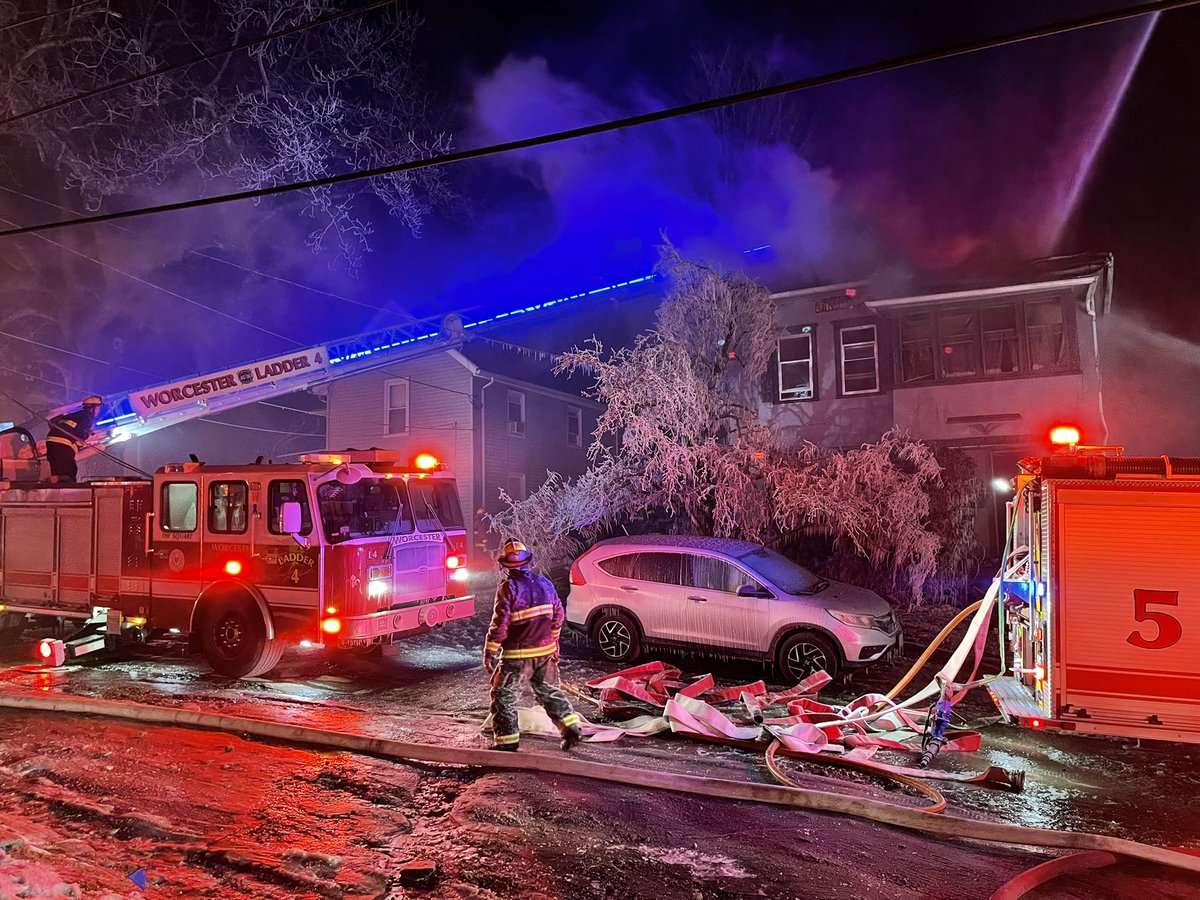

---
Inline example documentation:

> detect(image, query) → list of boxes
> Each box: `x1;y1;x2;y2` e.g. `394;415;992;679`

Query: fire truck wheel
777;631;840;683
0;611;26;646
199;595;284;678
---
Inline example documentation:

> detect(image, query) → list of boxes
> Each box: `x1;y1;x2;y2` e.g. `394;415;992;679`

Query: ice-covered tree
0;0;451;269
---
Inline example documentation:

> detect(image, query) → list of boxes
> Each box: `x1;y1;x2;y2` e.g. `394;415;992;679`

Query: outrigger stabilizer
36;607;145;668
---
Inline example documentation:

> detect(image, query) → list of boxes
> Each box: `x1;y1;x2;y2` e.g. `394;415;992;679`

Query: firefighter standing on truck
45;395;102;482
484;540;582;752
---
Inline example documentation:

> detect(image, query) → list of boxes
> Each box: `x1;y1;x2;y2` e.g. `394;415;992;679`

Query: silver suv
565;535;901;681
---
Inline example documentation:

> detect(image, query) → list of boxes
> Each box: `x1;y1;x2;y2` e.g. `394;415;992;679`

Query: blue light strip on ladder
326;273;659;366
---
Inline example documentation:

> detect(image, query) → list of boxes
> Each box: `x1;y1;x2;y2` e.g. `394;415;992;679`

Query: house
325;338;601;562
762;253;1114;552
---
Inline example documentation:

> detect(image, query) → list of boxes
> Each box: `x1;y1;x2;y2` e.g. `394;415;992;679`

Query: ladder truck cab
0;449;474;678
989;427;1200;744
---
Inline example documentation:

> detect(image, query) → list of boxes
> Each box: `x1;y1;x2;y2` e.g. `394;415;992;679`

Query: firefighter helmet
82;395;103;407
498;539;533;569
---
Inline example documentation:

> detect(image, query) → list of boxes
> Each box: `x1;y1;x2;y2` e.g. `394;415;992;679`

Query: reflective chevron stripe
502;642;559;659
510;604;554;622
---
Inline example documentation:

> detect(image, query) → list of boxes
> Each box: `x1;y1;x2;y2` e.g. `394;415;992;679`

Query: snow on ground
0;607;1198;898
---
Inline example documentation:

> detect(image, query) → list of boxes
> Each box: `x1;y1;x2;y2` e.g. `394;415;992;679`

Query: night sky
0;0;1196;447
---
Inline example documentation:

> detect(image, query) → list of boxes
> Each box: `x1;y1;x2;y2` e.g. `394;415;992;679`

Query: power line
0;0;1188;240
0;0;101;35
0;0;398;130
0;327;160;378
0;210;303;347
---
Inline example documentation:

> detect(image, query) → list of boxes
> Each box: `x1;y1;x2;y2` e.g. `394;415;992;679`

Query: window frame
267;479;313;537
506;389;526;436
776;326;817;402
505;473;526;502
383;377;410;436
894;296;1079;388
836;321;881;397
159;481;199;533
207;480;250;535
567;406;583;447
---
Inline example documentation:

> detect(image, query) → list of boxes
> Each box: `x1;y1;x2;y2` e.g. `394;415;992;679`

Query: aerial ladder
2;272;656;474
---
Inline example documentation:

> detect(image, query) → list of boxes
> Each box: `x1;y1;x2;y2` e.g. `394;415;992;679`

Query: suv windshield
408;480;465;531
736;547;825;595
317;479;414;544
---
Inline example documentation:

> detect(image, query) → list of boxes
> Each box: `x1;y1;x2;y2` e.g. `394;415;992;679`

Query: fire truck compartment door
1055;486;1200;729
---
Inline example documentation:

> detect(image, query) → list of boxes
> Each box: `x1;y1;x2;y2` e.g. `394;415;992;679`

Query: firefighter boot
491;742;519;752
560;725;583;751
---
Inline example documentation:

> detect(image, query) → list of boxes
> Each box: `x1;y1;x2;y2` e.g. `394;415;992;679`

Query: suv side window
597;553;639;578
685;554;743;593
632;552;684;585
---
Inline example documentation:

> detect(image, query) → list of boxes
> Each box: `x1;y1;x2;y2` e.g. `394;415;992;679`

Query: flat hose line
2;691;1199;880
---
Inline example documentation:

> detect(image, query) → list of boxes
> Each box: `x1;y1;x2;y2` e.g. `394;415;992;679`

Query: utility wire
0;0;101;35
0;0;398;129
0;327;160;378
0;0;1188;240
0;183;422;325
0;210;303;347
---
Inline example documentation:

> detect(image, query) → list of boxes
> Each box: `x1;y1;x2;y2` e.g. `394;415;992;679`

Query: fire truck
988;427;1200;743
0;448;473;677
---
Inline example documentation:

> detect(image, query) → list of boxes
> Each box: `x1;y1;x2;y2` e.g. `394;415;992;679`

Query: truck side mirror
281;501;304;534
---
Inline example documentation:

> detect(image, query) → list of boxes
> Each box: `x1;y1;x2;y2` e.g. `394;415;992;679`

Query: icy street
1;604;1198;900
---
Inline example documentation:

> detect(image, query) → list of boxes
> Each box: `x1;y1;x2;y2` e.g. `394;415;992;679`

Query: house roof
453;339;594;398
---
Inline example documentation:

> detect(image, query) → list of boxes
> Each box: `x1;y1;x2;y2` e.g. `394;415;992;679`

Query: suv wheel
777;631;840;683
591;610;641;664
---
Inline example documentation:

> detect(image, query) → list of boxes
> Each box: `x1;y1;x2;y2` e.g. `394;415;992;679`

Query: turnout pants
490;656;579;747
46;442;78;481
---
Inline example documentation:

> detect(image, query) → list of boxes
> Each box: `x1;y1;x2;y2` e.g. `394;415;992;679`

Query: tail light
321;617;342;635
569;558;587;586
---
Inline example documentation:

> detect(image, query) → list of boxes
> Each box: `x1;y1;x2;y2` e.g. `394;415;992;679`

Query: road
0;605;1198;899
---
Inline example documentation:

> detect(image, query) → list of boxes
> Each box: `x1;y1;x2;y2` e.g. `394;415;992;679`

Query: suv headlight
829;611;877;628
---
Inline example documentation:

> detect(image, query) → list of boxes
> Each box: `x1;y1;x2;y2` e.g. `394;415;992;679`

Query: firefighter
484;540;582;752
45;396;102;482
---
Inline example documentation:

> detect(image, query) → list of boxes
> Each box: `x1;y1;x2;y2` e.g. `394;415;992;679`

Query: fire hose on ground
1;690;1198;888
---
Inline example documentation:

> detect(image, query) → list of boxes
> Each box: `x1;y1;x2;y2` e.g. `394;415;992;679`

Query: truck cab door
150;478;202;630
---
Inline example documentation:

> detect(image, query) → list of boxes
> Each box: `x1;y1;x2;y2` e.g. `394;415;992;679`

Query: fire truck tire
0;611;26;646
198;594;284;678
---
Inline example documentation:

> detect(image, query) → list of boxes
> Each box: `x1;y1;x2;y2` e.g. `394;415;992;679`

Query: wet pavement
0;603;1198;898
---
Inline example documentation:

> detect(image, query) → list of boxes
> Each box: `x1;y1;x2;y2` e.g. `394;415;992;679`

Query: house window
897;297;1074;385
939;309;980;379
384;379;409;435
838;324;879;395
777;328;815;401
981;304;1020;374
505;473;526;501
900;312;936;383
1026;299;1067;371
208;481;248;534
507;390;526;435
567;407;583;447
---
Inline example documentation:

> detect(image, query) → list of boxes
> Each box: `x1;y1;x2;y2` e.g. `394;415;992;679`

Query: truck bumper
339;595;475;644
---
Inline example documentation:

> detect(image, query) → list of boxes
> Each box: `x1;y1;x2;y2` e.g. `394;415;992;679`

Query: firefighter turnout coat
484;568;564;660
46;407;96;452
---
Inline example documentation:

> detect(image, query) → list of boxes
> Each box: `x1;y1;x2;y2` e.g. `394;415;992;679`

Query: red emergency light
1049;425;1082;447
224;560;243;576
413;453;439;471
321;617;342;635
445;554;463;570
37;639;66;667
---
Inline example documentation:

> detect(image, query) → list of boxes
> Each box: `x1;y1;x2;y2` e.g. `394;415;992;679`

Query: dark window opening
777;329;815;401
160;482;198;533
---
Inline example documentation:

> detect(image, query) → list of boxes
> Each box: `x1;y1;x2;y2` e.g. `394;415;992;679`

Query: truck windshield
316;480;414;544
408;480;465;531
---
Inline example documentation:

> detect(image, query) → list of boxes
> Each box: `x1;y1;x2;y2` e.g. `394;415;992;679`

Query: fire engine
989;426;1200;743
0;448;473;677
